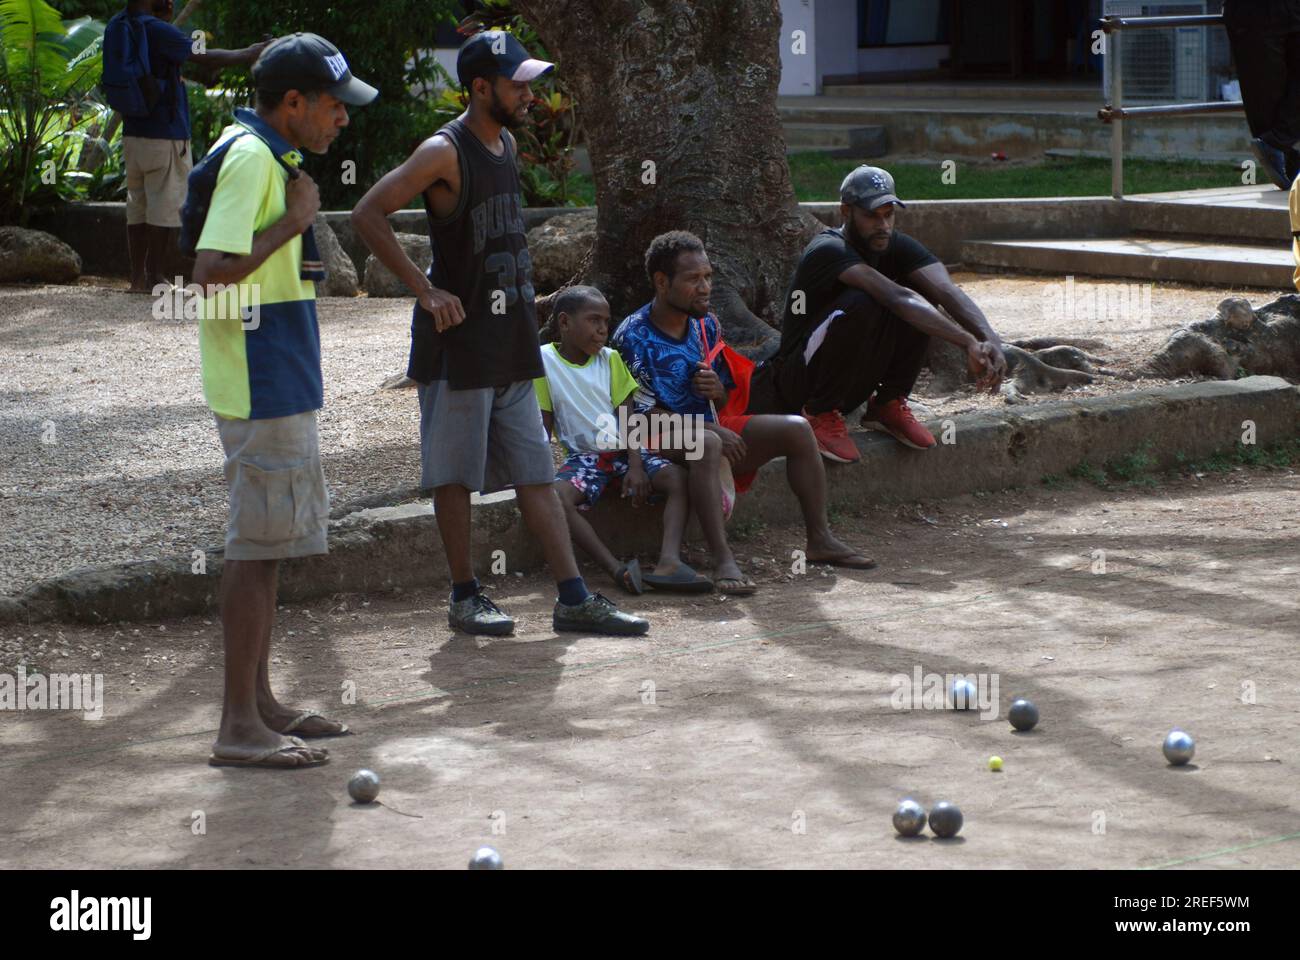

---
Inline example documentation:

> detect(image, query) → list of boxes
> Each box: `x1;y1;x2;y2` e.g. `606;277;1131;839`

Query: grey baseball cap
840;165;906;210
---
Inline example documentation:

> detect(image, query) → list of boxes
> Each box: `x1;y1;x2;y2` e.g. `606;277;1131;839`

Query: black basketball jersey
406;114;543;389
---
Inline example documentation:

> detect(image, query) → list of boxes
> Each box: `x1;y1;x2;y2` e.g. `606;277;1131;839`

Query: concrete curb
2;377;1296;625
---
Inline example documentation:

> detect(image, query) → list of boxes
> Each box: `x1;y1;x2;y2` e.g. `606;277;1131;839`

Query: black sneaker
1251;137;1291;190
448;592;515;636
553;593;650;636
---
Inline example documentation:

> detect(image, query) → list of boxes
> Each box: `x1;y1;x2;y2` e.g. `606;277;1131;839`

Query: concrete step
961;236;1294;289
781;122;888;156
778;96;1102;122
776;97;1250;160
1125;186;1291;244
822;81;1100;102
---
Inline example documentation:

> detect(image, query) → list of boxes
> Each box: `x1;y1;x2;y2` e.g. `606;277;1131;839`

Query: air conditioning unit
1102;1;1210;103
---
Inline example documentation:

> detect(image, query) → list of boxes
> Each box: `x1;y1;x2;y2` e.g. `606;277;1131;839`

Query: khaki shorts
215;410;329;561
124;136;192;228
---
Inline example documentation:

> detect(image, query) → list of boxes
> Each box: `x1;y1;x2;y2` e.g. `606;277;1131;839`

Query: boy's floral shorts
557;450;673;510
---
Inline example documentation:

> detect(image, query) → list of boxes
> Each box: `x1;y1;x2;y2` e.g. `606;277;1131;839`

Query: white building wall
778;0;818;95
813;0;860;83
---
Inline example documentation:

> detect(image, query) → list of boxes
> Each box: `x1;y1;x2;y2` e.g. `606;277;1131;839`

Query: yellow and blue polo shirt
197;122;321;420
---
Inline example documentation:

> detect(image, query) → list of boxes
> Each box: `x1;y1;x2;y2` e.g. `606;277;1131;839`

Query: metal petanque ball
928;801;964;838
949;678;979;711
892;799;927;837
347;769;381;803
1008;698;1039;732
1163;730;1196;766
469;846;504;870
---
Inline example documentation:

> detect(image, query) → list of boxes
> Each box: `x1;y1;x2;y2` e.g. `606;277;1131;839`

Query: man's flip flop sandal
643;564;714;593
713;575;758;596
810;554;877;570
613;558;644;595
208;736;330;769
277;711;351;738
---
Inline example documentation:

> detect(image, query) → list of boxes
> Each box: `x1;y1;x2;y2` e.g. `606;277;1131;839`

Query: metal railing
1098;14;1244;199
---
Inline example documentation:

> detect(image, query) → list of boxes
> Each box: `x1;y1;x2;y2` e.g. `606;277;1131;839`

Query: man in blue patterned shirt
611;231;875;593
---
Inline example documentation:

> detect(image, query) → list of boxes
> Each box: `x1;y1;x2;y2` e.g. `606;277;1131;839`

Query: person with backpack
190;34;377;769
103;1;268;294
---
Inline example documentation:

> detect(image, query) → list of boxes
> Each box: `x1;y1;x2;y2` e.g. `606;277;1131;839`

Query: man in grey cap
748;165;1007;464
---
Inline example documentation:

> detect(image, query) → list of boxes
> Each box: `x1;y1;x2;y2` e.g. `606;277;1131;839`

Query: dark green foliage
187;0;461;208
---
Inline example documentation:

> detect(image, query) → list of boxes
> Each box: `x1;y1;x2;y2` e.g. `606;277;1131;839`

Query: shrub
0;1;106;223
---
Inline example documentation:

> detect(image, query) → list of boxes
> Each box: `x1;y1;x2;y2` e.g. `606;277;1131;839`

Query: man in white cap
352;32;649;638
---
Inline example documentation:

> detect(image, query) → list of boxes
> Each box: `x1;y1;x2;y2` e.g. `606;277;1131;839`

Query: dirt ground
3;468;1298;869
0;274;1270;596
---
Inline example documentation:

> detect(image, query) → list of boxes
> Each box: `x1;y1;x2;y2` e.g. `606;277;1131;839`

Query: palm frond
0;0;74;95
62;15;104;59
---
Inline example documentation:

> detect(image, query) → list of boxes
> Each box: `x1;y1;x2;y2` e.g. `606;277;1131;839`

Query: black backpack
179;127;295;259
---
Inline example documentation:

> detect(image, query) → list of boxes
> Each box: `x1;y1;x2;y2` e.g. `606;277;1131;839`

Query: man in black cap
352;31;649;638
748;165;1007;464
1222;0;1300;189
192;34;377;769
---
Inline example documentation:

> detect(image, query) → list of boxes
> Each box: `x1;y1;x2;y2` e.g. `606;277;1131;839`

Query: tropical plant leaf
62;15;104;59
0;0;70;96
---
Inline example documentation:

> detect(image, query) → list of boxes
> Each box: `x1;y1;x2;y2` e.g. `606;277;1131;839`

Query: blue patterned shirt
610;302;736;421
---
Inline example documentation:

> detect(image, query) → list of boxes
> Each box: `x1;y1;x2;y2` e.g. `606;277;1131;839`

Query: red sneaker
802;408;860;463
861;397;936;449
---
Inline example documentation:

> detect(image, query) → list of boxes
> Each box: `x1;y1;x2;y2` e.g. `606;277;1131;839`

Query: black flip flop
643;563;714;593
612;558;644;595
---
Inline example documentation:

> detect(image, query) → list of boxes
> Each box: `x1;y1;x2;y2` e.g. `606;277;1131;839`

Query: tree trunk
514;0;806;353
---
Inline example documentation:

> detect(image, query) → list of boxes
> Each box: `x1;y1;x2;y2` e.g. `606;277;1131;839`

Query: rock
1217;297;1254;333
0;226;81;284
379;372;416;390
312;215;358;297
363;232;430;298
525;210;595;292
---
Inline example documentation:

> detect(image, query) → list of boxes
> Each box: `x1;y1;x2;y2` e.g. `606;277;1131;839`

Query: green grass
554;154;1236;210
1108;442;1157;484
1066;461;1110;487
786;153;1240;202
1053;438;1300;490
728;515;768;541
1179;438;1300;474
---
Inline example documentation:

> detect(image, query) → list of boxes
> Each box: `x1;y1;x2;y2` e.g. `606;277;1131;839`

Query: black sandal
612;558;644;595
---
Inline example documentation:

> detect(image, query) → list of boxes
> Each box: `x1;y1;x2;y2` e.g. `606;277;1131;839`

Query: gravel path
0;274;1272;596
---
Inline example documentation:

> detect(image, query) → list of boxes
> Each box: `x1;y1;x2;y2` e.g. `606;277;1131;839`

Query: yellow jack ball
988;755;1004;772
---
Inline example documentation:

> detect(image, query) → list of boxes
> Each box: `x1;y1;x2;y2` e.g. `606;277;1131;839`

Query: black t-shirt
406;117;543;390
776;227;938;362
